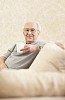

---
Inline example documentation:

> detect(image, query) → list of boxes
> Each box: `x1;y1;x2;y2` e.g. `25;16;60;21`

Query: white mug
17;42;26;53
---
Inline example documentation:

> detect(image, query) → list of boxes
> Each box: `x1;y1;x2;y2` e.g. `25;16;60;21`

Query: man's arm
0;56;8;69
0;56;7;62
0;44;16;69
20;41;45;54
20;44;42;54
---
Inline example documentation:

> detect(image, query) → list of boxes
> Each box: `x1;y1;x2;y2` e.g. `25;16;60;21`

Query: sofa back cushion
30;43;65;72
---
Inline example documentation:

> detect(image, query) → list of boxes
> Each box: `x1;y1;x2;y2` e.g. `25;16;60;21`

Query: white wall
0;0;65;54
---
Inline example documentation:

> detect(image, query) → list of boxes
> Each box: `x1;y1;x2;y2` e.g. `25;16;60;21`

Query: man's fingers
20;46;29;51
23;49;30;53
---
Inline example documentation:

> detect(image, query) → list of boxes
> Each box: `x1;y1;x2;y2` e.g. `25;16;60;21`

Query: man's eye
31;29;35;32
26;30;29;32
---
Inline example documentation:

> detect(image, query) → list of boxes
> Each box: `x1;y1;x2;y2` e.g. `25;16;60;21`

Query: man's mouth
27;36;33;38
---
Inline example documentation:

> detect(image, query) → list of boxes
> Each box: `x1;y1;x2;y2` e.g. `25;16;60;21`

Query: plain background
0;0;65;55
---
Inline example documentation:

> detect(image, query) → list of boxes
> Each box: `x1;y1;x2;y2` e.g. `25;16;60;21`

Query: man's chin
26;41;33;44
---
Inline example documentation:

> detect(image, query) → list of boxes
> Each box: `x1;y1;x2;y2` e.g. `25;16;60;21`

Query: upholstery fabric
0;69;65;97
30;43;65;72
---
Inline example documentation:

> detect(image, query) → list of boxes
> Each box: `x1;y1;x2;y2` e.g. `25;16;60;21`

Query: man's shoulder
35;40;46;44
32;40;46;46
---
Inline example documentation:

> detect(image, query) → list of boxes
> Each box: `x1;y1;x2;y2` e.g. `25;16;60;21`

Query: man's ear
37;30;40;35
23;32;25;36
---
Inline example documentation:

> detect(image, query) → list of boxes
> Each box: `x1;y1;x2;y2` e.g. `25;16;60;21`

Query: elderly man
0;22;45;69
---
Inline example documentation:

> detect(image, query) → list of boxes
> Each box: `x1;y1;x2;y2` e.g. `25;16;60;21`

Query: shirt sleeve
3;44;16;59
34;40;46;47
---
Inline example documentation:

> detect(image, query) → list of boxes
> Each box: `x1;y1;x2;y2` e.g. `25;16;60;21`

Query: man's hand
0;56;7;70
0;62;7;70
20;44;41;54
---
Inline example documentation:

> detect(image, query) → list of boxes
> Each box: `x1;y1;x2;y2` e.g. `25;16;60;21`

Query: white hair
23;22;41;33
36;23;41;33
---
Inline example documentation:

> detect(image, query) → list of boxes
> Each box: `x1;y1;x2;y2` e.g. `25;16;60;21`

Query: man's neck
26;41;32;44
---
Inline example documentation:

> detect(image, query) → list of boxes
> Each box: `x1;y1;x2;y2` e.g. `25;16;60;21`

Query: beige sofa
0;43;65;100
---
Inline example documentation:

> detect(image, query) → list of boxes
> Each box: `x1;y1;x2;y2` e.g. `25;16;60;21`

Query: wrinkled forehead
24;22;38;29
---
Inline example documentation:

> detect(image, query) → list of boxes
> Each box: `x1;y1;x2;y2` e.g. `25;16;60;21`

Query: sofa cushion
30;43;65;72
0;69;65;97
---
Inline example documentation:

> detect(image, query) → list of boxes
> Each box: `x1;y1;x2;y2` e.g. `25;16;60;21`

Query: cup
17;42;26;53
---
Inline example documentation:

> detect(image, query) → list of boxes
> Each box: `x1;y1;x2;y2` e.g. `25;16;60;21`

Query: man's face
23;22;39;44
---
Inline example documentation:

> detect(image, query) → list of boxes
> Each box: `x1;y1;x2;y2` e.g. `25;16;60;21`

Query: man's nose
28;31;32;34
